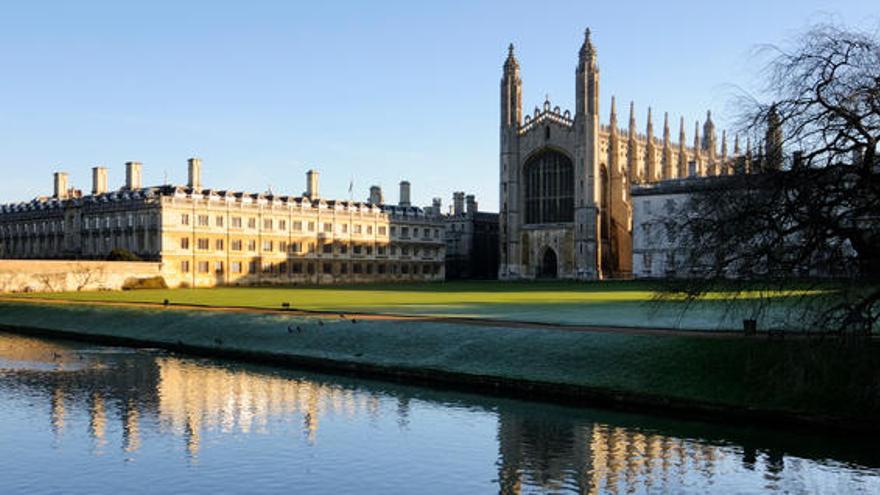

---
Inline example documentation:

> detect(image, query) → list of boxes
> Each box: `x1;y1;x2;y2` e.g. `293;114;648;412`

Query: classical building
440;192;499;279
499;29;744;280
0;160;445;286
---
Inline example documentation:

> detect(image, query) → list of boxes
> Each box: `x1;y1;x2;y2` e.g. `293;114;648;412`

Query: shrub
107;248;142;262
122;276;168;290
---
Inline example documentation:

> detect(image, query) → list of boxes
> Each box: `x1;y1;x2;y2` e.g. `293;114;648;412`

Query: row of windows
181;260;442;276
1;213;157;236
177;236;439;257
180;213;390;236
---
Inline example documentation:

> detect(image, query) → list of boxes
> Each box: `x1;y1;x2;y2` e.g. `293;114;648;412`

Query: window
231;217;242;228
323;222;332;233
180;237;190;250
292;262;303;274
249;260;258;273
308;221;315;232
248;218;257;229
353;245;362;254
231;261;242;273
198;261;209;273
366;246;372;255
214;261;224;274
198;215;209;227
262;240;273;252
322;243;333;254
413;228;419;237
401;227;409;237
180;260;190;273
279;261;287;273
248;240;257;251
339;244;348;254
197;238;209;250
322;262;332;274
279;220;287;231
524;149;574;224
231;239;243;251
216;216;224;227
263;218;273;230
180;214;190;226
354;224;362;234
292;242;302;253
293;221;303;232
390;226;396;236
215;239;224;250
340;263;348;274
353;263;362;274
378;226;386;236
366;225;373;235
279;241;288;253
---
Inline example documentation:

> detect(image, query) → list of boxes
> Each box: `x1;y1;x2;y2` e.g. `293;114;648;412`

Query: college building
0;159;445;287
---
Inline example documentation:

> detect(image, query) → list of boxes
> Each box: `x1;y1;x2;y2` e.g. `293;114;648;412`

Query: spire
578;27;597;68
734;133;740;155
628;101;636;136
721;130;728;174
609;96;618;130
646;107;654;140
504;43;518;72
765;103;783;171
678;116;687;178
663;112;670;143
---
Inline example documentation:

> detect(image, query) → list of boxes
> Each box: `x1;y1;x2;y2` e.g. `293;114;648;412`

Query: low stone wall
0;260;168;293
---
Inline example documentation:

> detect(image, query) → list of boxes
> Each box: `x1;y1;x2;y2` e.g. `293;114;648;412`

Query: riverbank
0;299;877;432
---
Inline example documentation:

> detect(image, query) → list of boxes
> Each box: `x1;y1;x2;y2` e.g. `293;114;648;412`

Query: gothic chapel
499;28;726;280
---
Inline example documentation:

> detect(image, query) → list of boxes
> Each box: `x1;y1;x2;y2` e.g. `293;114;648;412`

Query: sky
0;1;876;211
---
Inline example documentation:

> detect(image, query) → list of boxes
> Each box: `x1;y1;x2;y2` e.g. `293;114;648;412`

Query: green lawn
8;280;807;330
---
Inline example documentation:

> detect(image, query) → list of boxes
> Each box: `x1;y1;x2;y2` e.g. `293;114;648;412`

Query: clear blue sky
1;1;876;210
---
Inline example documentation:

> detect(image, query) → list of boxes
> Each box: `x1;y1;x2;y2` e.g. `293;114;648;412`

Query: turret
765;104;783;171
626;101;639;183
645;107;656;182
678;117;688;177
576;28;599;117
662;112;674;180
501;44;522;130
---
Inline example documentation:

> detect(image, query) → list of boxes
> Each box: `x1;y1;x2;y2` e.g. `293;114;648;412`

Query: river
0;331;877;494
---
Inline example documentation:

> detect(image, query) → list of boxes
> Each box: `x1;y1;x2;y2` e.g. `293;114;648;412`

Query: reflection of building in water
497;414;724;494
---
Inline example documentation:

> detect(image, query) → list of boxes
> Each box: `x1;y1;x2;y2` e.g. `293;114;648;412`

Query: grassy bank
0;299;876;430
6;281;810;330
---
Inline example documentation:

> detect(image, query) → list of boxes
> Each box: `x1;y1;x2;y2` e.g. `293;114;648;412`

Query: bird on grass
214;338;223;346
351;318;357;324
288;325;303;334
318;320;324;327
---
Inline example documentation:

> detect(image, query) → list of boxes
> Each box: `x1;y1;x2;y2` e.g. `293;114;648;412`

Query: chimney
125;161;142;190
92;166;108;195
53;172;69;199
398;181;411;207
305;169;319;199
368;185;383;205
466;194;477;215
187;158;202;190
432;197;442;216
453;191;465;216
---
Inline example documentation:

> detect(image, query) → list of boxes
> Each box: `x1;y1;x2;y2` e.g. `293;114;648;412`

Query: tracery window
524;150;574;223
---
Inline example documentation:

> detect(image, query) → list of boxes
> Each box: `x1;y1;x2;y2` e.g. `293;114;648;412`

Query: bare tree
71;263;104;292
663;23;880;334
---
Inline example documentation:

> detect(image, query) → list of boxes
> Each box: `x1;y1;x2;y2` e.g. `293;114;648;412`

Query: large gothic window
524;149;574;224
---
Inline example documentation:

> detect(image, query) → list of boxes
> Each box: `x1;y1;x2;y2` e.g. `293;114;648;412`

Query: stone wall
0;260;168;293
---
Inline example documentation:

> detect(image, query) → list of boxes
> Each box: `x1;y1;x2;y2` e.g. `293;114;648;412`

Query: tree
663;23;880;334
107;248;142;262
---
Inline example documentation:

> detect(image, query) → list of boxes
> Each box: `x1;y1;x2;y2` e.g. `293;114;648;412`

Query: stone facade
0;162;445;287
0;259;167;293
440;193;499;279
499;29;745;280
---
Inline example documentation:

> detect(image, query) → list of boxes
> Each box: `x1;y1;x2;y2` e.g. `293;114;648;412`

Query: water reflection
0;331;878;494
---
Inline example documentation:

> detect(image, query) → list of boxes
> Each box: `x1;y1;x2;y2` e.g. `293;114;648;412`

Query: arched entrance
539;247;558;279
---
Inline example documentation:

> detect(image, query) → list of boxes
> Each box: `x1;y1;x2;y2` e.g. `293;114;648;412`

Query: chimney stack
125;161;142;190
187;158;202;190
398;181;411;207
453;191;465;216
432;197;442;216
53;172;69;199
466;194;477;215
305;169;319;199
92;166;108;195
368;185;383;205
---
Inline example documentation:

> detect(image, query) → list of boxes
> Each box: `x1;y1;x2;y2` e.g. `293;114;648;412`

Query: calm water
0;332;878;494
